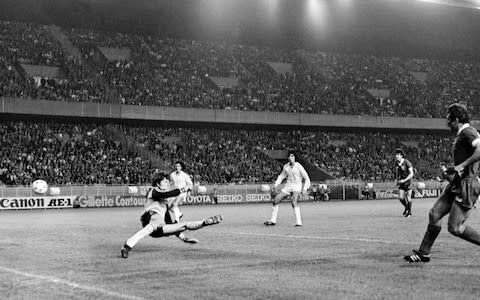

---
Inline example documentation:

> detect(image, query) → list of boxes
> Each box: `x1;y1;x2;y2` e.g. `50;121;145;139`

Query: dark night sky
1;0;479;60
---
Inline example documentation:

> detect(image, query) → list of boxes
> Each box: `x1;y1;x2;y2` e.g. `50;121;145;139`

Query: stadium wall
0;181;446;210
0;97;467;131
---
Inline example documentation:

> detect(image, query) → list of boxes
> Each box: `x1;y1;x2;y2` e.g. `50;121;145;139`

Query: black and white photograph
1;0;480;299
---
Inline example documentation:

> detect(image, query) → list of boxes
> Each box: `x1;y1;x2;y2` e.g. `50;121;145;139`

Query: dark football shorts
140;210;176;238
398;182;411;191
455;176;480;209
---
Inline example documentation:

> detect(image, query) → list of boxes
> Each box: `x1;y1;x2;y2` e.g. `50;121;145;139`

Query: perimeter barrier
0;180;448;210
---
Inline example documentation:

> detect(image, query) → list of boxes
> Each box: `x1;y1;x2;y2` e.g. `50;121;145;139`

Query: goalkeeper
120;173;223;259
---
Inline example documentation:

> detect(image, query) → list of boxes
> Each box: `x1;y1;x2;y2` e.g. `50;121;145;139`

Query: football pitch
1;199;480;300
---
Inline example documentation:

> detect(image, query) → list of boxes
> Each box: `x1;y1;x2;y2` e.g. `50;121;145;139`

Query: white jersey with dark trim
170;171;193;191
274;162;311;192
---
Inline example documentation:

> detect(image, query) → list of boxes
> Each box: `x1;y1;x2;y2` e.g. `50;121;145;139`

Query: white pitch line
0;265;143;300
210;231;419;245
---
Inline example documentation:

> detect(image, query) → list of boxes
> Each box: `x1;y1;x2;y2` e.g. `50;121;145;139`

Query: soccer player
170;161;193;223
404;103;480;263
395;148;414;217
120;173;223;259
264;151;311;227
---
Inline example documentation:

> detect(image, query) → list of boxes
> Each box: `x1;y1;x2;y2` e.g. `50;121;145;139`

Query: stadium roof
417;0;480;10
1;0;480;60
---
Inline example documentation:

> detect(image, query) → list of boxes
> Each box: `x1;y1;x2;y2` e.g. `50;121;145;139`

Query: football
260;184;270;192
32;179;49;194
197;185;207;194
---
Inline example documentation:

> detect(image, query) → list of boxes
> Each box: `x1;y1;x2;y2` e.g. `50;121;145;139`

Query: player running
404;103;480;263
120;173;222;259
264;151;311;227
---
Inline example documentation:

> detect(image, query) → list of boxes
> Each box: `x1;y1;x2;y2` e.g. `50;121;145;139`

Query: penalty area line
0;265;143;300
210;231;418;245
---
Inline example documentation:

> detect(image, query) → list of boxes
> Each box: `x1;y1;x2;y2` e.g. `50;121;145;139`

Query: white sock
162;221;204;234
185;221;204;230
173;206;181;222
271;204;279;223
162;223;187;235
294;206;302;225
126;224;154;248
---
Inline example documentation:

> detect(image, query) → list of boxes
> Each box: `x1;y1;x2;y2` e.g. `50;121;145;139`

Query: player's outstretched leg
176;232;199;244
161;215;224;235
202;214;223;226
121;224;155;258
121;242;132;258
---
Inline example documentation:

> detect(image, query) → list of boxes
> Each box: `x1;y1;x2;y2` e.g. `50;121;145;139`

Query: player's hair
447;103;470;123
394;148;404;157
288;151;296;157
174;161;185;170
152;173;169;186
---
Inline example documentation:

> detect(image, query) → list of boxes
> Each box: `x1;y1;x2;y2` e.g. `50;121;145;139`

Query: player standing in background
264;151;311;227
170;161;193;223
404;103;480;263
120;173;223;259
395;148;414;217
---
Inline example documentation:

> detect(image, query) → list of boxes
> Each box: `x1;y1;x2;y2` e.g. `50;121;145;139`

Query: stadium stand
1;21;479;117
0;20;473;186
0;118;452;186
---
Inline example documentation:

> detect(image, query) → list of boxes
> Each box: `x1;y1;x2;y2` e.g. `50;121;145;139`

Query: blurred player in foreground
264;151;310;227
121;173;223;258
404;103;480;263
170;161;193;222
395;148;414;217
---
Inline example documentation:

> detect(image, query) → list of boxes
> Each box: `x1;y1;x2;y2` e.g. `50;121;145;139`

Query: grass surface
1;199;480;299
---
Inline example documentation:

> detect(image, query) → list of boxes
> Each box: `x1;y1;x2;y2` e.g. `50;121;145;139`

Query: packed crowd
0;21;108;103
0;120;156;185
0;118;453;186
1;20;479;118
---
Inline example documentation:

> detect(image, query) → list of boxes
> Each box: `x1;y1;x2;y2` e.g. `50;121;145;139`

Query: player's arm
299;165;311;193
404;161;414;182
454;133;480;175
185;174;193;191
150;188;182;201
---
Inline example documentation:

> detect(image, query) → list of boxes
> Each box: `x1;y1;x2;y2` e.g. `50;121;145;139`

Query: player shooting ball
404;103;480;263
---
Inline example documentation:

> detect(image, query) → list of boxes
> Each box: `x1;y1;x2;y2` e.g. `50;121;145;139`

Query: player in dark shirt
395;149;414;217
405;103;480;263
120;173;223;258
